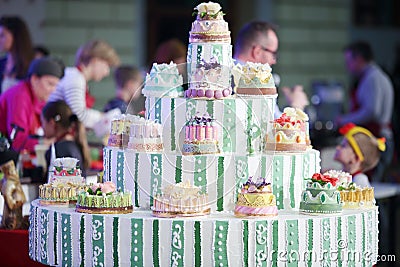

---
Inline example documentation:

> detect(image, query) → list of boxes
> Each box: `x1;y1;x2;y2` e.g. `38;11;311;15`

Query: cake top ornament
309;173;339;187
189;1;230;43
193;2;224;19
241;176;272;193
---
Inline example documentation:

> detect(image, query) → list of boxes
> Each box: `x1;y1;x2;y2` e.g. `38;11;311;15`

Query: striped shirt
48;67;102;129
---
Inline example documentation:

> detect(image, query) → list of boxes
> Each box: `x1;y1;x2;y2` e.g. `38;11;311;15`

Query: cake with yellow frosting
236;62;277;95
234;177;278;217
152;181;210;217
39;157;87;206
324;170;376;209
265;107;309;151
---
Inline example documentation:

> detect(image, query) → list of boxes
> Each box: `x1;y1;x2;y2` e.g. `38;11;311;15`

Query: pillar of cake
182;112;220;155
186;2;232;99
76;181;133;214
265;107;310;151
235;176;278;217
327;170;376;209
152;180;210;218
236;62;277;95
142;62;184;98
127;115;163;152
38;157;88;206
299;172;342;215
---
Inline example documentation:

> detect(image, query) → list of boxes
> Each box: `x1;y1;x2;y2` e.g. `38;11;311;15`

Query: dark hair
114;65;142;88
0;16;34;79
153;38;186;64
34;45;50;57
28;57;65;79
344;41;374;62
42;101;91;169
234;21;278;56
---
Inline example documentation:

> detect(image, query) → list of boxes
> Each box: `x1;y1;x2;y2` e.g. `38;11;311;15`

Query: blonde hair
75;40;120;67
352;133;381;172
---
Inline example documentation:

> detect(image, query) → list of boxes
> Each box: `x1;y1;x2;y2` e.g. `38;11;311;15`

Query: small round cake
189;2;230;43
107;115;133;148
236;62;277;95
39;157;87;206
299;173;342;215
234;177;278;217
327;170;376;209
76;182;133;214
142;62;184;98
127;116;163;152
265;108;309;151
152;181;210;218
182;113;220;155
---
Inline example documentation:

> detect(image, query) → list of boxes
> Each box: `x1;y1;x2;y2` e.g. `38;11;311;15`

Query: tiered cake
186;2;232;99
38;157;87;206
29;2;379;266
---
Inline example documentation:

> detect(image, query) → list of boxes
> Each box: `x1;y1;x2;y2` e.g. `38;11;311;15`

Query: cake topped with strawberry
265;107;310;151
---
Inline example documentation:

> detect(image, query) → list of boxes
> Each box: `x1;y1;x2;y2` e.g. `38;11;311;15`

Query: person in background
48;39;120;130
153;38;186;65
336;41;394;182
41;100;91;177
0;16;34;93
104;65;144;114
153;38;187;77
0;57;65;153
34;45;50;59
334;123;385;187
233;21;309;118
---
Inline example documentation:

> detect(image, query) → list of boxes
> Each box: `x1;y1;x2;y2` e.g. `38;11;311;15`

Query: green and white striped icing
103;147;320;211
145;96;275;154
29;201;379;267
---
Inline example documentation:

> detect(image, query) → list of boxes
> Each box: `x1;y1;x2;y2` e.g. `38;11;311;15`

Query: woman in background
0;16;34;93
41;100;91;177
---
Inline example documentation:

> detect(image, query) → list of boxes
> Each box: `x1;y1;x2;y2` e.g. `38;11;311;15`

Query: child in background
103;65;144;114
334;123;386;187
41;100;91;177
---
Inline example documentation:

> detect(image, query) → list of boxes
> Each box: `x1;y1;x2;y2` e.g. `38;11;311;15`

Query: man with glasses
233;21;308;118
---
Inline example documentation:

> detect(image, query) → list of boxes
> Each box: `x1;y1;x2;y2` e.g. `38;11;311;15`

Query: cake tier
189;19;230;43
145;96;276;154
76;191;133;214
103;147;320;211
340;188;375;209
235;192;278;217
265;129;307;152
187;43;232;97
299;183;342;214
236;87;277;95
39;183;88;204
29;200;379;267
182;140;219;155
143;86;184;98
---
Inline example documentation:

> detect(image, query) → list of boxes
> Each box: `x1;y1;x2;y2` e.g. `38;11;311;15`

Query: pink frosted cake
182;113;220;155
235;177;278;217
127;116;163;152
